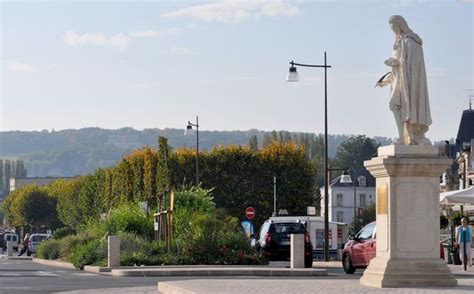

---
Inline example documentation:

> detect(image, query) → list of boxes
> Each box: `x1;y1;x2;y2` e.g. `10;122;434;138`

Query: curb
83;265;112;273
112;267;328;277
1;256;33;261
32;258;76;270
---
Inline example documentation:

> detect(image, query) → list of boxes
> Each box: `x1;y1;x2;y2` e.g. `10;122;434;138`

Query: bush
105;204;154;239
36;239;61;260
59;233;94;260
54;227;77;239
70;239;107;269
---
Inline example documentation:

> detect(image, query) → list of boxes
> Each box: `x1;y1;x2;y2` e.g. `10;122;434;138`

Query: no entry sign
245;207;256;220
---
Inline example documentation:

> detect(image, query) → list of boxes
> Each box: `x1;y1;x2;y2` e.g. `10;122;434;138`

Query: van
3;232;19;251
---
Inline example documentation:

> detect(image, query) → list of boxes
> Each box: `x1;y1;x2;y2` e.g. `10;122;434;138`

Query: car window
357;223;375;240
259;222;270;239
6;235;11;241
31;235;47;242
272;223;306;234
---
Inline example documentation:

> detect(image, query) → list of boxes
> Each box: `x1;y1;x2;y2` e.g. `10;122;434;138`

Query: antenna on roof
466;89;474;110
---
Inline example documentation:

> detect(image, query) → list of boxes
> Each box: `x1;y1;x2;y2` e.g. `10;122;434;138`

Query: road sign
245;207;256;220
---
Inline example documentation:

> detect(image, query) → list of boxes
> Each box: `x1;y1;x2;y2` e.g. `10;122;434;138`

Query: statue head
389;15;409;36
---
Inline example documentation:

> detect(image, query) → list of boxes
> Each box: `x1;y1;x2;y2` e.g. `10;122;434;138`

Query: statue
376;15;432;145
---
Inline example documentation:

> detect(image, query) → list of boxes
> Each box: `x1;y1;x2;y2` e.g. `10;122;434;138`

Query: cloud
162;0;299;24
161;46;194;56
5;61;36;72
63;31;130;50
129;26;191;38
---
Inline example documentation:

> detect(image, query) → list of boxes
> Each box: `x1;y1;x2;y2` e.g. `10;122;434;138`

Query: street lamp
340;169;358;233
185;115;199;185
287;52;332;261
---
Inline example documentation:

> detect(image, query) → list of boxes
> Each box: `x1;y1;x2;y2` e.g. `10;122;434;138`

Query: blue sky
1;0;473;141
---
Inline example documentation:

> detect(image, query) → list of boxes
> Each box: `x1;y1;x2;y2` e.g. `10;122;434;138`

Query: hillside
0;128;393;177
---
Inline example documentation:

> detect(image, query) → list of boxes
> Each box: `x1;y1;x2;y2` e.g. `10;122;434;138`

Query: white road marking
34;271;59;277
71;273;97;276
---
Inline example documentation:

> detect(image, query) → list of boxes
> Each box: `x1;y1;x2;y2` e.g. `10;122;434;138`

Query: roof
456;109;474;146
322;167;375;189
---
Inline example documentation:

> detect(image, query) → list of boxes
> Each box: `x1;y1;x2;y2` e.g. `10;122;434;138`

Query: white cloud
63;31;130;50
129;27;189;38
5;61;36;72
162;0;299;24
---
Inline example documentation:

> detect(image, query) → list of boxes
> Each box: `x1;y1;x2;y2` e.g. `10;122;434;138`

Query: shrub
36;239;61;260
106;204;154;239
54;227;77;239
59;232;94;260
70;239;107;269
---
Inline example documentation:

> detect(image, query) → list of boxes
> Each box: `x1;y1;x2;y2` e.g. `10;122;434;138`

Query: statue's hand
384;58;400;67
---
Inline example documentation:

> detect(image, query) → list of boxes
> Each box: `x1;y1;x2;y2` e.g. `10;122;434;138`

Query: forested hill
0;128;392;177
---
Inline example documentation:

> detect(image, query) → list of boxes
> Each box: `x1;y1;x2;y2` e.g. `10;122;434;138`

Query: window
357;176;366;187
336;211;344;223
336;194;343;206
359;194;366;207
357;223;375;240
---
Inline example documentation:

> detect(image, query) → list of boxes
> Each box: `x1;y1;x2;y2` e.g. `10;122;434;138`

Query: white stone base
360;257;457;287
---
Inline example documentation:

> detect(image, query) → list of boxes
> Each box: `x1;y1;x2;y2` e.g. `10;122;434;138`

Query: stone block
108;236;121;268
290;234;304;269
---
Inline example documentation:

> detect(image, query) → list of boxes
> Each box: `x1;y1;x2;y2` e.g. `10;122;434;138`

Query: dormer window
358;176;366;187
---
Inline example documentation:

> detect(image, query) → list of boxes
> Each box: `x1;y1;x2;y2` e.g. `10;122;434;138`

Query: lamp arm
290;61;332;68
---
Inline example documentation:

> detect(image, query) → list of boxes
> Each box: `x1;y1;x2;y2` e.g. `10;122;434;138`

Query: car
27;234;50;256
0;231;19;251
342;221;445;274
254;220;313;268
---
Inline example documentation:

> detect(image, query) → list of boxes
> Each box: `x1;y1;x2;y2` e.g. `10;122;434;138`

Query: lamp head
286;63;300;82
184;123;194;135
340;170;352;184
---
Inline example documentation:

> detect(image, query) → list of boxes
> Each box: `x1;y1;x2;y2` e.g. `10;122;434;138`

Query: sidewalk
156;264;474;294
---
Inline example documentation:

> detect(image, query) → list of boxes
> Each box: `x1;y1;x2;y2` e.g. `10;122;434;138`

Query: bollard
290;234;305;268
108;236;121;268
6;241;13;257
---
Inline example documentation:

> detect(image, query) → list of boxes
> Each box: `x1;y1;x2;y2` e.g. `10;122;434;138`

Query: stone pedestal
290;234;304;268
108;236;121;268
360;145;457;288
6;241;13;257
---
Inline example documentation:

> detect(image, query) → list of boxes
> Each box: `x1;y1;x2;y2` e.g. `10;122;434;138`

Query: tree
6;185;61;229
15;160;27;178
350;202;376;233
248;135;258;152
0;159;4;197
334;135;379;169
4;160;11;196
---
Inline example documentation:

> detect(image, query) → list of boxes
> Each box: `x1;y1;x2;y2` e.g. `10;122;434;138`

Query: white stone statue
376;15;432;145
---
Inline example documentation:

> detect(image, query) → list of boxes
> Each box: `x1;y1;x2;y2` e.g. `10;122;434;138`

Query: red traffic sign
245;207;256;220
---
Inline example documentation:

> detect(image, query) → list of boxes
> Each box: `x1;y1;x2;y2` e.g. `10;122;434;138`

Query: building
320;168;376;226
9;176;76;193
455;107;474;189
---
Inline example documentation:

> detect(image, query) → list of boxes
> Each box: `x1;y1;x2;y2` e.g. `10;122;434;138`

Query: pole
353;168;357;233
196;115;199;186
273;176;277;216
323;51;330;262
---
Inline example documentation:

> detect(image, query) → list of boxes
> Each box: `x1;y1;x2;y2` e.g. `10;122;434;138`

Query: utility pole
273;176;277;217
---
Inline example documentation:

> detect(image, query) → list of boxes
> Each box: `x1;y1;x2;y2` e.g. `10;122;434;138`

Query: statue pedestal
360;145;457;288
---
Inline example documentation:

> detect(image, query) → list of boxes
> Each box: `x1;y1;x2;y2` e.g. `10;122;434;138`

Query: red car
342;222;445;274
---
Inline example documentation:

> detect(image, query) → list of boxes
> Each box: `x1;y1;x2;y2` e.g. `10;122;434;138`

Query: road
0;258;349;293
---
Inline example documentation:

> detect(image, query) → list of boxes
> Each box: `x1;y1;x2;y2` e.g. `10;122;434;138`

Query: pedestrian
18;233;30;256
455;217;472;270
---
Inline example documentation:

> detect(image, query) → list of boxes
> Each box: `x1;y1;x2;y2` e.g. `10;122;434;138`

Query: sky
1;0;473;141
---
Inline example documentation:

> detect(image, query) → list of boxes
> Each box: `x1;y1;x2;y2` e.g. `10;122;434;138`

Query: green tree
7;185;61;229
15;160;27;178
350;202;376;233
248;135;258;152
4;160;11;196
334;135;379;169
0;159;4;197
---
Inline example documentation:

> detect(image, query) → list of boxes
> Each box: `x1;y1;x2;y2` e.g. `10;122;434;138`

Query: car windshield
272;223;306;234
31;235;47;242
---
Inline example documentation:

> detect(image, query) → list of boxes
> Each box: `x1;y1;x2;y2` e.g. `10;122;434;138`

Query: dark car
342;221;445;274
255;220;313;268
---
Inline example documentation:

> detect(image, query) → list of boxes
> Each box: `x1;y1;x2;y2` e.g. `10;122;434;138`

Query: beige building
9;176;76;192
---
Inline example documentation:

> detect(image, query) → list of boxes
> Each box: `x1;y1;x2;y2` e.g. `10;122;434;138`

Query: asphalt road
0;257;351;294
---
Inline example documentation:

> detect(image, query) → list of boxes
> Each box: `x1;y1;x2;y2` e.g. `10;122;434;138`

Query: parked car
0;231;19;251
342;221;445;274
27;234;50;256
254;219;313;268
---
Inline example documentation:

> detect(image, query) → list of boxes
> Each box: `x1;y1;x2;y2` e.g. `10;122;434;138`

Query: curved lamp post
287;52;332;261
185;115;199;185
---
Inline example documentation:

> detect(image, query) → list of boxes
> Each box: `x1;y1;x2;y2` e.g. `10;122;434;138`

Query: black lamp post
185;115;199;185
287;52;332;261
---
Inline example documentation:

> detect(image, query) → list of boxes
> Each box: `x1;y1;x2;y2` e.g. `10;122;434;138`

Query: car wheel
343;254;356;274
304;256;313;268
